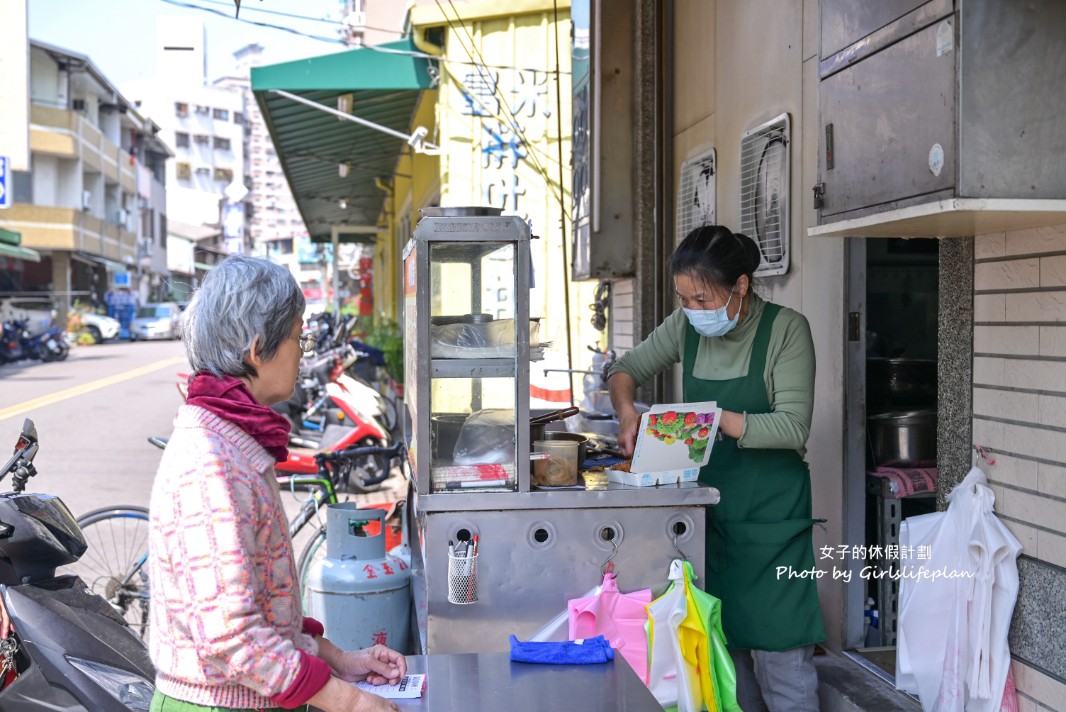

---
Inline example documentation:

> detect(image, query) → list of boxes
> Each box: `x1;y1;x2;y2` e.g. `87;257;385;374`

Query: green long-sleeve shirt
607;294;815;455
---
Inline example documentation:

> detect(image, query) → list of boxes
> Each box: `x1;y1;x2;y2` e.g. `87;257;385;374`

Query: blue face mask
684;288;739;338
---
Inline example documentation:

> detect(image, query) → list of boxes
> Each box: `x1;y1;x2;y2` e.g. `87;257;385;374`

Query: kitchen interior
856;236;939;677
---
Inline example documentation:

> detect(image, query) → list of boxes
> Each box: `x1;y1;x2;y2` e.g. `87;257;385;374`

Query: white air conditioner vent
81;190;92;211
740;113;790;277
676;148;716;245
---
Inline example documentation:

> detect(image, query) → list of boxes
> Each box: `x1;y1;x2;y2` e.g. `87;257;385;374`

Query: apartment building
124;17;247;295
0;39;170;317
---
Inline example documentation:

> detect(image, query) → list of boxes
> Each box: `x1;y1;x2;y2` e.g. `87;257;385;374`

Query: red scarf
186;374;291;463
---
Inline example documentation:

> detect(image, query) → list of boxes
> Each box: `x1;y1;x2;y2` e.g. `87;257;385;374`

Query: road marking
0;356;187;423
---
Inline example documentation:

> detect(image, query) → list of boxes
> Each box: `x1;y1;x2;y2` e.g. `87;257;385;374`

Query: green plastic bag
647;560;740;712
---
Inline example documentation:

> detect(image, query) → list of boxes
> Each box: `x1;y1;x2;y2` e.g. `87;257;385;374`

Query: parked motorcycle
18;320;69;362
0;419;155;710
0;321;30;364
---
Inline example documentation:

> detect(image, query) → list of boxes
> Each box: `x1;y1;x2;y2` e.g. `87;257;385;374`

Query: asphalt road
0;337;189;518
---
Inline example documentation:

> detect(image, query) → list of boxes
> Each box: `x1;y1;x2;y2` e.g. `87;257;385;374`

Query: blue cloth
509;634;615;664
581;454;626;471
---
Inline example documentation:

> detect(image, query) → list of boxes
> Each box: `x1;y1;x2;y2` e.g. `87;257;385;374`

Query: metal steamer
404;208;718;654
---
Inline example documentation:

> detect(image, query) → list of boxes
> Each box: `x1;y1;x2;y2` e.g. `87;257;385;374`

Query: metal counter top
392;652;663;711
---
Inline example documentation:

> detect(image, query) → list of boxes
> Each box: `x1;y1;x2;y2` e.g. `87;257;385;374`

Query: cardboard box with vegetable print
605;402;723;487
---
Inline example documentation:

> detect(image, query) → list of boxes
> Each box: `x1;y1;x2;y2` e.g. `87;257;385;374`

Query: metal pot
866;358;937;412
430;414;469;461
541;431;589;467
529;406;580;443
867;409;937;468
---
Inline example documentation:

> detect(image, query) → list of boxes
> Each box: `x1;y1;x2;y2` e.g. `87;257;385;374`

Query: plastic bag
430;319;540;358
646;560;696;711
646;560;738;712
568;572;652;683
452;409;516;465
895;465;1022;712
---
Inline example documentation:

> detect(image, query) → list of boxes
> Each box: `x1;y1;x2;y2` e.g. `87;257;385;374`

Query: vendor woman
607;225;825;712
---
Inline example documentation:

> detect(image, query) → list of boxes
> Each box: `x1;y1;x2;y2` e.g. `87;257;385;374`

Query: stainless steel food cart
403;208;719;654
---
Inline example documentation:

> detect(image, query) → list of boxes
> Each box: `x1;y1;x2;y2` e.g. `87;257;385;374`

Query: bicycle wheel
296;526;327;610
69;506;152;642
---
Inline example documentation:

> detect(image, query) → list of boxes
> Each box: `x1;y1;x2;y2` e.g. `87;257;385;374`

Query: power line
433;0;571;223
158;0;346;45
181;0;403;35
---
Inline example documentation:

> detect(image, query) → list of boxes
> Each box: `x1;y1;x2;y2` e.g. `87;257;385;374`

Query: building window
214;167;234;182
213;136;231;151
175;102;188;117
194;134;209;145
234;112;245;125
195;166;211;175
195;105;210;116
175;132;190;148
160;213;167;248
213;108;230;121
176;162;192;179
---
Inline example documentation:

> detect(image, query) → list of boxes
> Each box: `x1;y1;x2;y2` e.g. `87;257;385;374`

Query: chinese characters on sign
459;68;552;216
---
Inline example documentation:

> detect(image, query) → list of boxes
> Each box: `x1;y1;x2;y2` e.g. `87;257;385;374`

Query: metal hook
672;531;689;562
601;537;618;576
973;443;997;466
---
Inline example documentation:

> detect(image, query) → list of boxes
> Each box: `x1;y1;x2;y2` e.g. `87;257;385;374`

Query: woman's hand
332;645;407;686
307;676;401;712
607;371;640;457
616;407;642;458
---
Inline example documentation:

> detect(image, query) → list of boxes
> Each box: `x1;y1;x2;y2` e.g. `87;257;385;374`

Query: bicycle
68;440;410;641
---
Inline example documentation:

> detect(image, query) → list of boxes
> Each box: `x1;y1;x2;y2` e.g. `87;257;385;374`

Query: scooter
18;321;69;362
0;419;155;710
0;322;31;364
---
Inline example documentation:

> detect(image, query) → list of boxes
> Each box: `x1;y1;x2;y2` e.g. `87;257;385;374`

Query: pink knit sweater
149;406;318;708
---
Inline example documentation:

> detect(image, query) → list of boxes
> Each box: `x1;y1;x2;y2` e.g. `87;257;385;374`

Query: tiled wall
610;278;636;353
972;225;1066;710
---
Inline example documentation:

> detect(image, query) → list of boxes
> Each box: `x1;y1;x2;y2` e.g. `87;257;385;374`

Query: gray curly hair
182;256;305;378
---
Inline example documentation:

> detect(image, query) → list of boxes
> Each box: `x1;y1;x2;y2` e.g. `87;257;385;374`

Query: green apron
683;303;826;651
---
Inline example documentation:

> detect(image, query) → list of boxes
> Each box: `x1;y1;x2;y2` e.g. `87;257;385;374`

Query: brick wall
972;225;1066;710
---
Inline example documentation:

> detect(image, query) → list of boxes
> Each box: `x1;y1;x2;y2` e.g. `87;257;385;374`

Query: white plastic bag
646;559;700;712
896;466;1022;712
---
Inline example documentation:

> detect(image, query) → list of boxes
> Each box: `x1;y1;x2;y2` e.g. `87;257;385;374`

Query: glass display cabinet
403;210;532;496
403;208;718;655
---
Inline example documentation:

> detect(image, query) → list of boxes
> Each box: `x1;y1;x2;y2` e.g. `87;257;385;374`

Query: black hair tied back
669;225;761;290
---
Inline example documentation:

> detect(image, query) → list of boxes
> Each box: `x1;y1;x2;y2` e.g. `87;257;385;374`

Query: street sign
0;156;10;209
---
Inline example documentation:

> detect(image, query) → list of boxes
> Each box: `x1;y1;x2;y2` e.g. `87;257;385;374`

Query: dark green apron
683;303;826;651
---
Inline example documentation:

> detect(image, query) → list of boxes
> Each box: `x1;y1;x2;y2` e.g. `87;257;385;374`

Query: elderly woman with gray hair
148;256;406;712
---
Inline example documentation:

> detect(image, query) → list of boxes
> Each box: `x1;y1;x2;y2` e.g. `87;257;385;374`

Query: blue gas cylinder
304;503;411;653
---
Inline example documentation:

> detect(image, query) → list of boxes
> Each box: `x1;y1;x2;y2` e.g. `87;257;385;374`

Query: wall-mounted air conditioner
740;113;790;277
81;190;92;211
676;148;716;245
117;208;130;226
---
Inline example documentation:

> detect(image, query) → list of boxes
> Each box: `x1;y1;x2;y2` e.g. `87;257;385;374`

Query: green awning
251;38;436;243
0;228;40;262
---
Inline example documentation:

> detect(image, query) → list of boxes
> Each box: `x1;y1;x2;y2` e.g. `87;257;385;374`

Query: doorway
846;237;940;679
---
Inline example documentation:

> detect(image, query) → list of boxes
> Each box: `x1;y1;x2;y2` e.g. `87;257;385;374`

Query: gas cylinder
304;503;412;653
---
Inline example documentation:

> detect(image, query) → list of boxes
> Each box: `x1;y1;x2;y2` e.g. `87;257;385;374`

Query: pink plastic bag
999;668;1018;712
569;572;652;682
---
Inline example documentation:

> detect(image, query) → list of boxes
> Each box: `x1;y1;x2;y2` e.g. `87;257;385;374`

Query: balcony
0;203;136;261
29;104;136;191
